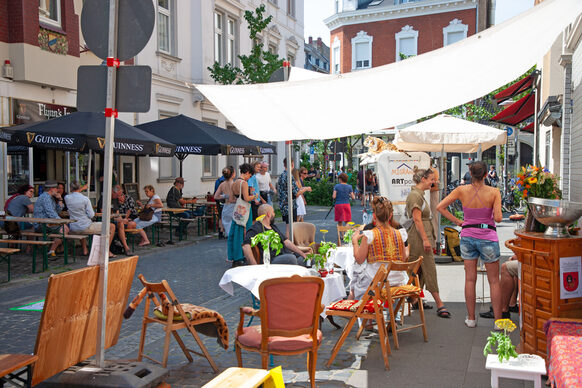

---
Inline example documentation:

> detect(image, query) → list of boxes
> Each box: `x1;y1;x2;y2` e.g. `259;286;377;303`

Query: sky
304;0;534;46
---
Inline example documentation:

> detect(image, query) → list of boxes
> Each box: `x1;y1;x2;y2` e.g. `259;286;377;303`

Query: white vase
263;249;270;268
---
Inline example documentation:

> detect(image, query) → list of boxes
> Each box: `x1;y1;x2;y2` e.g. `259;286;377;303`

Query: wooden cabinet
506;231;582;360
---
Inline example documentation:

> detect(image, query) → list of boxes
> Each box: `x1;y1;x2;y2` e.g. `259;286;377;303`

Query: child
333;173;355;227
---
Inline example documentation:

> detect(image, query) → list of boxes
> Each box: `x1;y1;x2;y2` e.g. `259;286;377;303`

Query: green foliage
343;228;357;244
207;5;283;85
250;229;283;256
304;178;334;206
483;331;518;363
305;241;337;270
454;210;464;221
300;152;311;169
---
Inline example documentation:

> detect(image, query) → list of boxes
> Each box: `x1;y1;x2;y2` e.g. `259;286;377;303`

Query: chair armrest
237;306;259;335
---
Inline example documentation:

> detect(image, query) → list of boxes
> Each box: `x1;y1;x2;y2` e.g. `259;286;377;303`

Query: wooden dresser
506;231;582;359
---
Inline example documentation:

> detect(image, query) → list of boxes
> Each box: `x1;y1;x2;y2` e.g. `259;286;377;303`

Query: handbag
4;210;21;238
138;198;155;221
232;180;251;226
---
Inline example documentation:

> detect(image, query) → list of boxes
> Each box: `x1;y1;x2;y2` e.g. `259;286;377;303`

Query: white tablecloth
218;264;346;316
328;247;357;280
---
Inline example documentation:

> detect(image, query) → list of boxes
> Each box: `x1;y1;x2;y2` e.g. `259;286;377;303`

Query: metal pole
533;73;540;165
504;130;509;197
95;0;119;368
283;62;293;240
87;149;92;199
75;152;80;183
66;151;71;193
28;148;33;187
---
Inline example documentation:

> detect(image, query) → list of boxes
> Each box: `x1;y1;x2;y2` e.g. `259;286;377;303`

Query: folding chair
382;257;428;350
325;265;391;370
137;274;226;372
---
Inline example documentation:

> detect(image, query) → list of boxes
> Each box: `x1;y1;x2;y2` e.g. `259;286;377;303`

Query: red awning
494;75;534;103
490;92;535;126
521;122;534;133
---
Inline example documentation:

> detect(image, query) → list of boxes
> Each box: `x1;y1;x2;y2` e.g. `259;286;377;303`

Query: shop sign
13;99;76;125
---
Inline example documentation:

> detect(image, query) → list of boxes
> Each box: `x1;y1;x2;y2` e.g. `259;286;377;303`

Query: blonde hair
412;166;433;184
371;196;398;227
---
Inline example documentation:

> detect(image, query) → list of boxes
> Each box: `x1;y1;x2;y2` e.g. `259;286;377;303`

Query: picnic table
162;207;188;244
0;216;76;271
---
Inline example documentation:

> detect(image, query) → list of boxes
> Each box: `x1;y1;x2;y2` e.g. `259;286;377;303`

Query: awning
490;92;535;126
196;0;582;141
493;74;534;103
521;122;534;132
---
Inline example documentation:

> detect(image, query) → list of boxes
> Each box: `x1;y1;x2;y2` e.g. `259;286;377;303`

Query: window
287;0;295;17
157;0;174;54
215;11;238;65
443;19;468;46
288;53;295;66
334;0;340;13
332;37;341;74
269;0;278;5
545;131;551;168
39;0;61;26
351;31;373;70
315;58;320;66
395;25;418;61
203;122;218;177
268;43;278;55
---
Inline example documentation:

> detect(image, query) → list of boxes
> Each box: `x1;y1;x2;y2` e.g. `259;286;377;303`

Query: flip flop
436;306;451;318
138;241;150;247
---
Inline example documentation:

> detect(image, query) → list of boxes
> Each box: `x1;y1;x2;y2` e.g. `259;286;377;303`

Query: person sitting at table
166;177;197;236
113;190;138;255
350;196;408;300
242;204;307;265
5;184;35;232
134;185;163;247
65;181;116;257
33;180;69;257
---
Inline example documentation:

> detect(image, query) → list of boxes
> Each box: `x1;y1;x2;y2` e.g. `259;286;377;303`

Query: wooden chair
337;224;356;245
235;275;324;388
381;257;428;350
325;265;391;370
137;274;222;372
293;222;315;254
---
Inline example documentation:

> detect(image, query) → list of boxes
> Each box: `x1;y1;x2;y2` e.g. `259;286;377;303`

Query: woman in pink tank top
436;161;503;329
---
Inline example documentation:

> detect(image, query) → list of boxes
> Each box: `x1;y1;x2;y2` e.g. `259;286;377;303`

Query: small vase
263;249;270;268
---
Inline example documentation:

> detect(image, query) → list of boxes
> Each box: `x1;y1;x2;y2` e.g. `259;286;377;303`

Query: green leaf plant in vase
343;222;360;246
250;215;283;267
483;319;518;363
305;240;337;277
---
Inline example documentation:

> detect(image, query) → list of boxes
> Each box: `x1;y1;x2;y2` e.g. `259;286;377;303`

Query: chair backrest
293;222;315;247
258;275;324;340
251;245;263;264
337;224;356;245
384;257;423;286
138;274;190;322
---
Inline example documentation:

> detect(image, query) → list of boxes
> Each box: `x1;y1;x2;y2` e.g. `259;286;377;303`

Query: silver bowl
528;197;582;237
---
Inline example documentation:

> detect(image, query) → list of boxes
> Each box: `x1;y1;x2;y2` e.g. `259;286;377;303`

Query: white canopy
392;114;507;153
196;0;582;141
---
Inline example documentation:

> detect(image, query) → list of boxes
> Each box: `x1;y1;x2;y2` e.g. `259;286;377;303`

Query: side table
485;354;546;388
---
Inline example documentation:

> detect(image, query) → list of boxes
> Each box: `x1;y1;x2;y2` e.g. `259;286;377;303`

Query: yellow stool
202;366;285;388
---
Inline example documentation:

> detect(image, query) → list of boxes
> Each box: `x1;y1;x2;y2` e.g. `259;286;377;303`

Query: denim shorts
460;236;500;263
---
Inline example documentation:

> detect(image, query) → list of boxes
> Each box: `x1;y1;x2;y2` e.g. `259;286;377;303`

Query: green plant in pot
305;240;337;275
250;228;283;266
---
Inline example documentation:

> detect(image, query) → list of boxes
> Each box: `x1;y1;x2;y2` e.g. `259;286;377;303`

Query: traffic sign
81;0;155;62
505;126;514;137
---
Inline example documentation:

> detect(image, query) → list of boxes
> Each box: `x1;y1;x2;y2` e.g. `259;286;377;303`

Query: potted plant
305;240;337;277
483;319;519;363
250;229;283;267
515;165;562;231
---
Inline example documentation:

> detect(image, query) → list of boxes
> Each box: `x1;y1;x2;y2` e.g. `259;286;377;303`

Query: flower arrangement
514;165;562;202
483;319;519;363
305;240;337;272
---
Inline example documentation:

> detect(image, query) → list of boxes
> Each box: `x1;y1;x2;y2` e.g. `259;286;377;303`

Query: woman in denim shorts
436;161;503;328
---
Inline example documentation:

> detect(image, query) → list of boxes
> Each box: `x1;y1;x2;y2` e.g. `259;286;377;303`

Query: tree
208;5;283;85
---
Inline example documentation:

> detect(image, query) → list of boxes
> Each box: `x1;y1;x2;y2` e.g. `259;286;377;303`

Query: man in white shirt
256;161;276;206
65;181;116;256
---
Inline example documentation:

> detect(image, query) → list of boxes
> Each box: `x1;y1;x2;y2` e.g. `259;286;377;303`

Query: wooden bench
0;248;20;282
0;240;52;273
124;228;143;250
21;232;87;261
0;354;38;388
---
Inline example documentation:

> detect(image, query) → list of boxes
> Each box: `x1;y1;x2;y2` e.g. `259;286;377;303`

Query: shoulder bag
232;180;251;226
138;197;155;221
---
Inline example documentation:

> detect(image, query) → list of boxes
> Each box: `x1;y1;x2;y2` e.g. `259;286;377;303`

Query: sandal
411;301;433;310
138;241;150;247
436;306;451;318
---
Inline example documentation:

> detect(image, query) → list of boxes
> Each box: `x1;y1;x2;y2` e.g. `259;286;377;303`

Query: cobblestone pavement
0;205;376;387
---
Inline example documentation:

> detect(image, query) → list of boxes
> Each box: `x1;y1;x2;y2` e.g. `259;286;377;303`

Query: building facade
304;37;330;73
0;0;304;203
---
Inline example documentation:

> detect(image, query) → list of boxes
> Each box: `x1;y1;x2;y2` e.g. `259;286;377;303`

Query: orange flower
525;184;531;189
523;190;528;197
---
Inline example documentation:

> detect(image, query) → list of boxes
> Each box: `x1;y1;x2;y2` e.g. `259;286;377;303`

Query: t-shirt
143;195;162;214
243;222;290;258
6;195;31;217
65;192;95;232
256;172;271;192
214;176;225;194
166;186;183;208
334;183;353;205
247;175;260;203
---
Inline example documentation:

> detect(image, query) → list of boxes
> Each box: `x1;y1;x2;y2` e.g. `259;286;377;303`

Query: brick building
324;0;492;74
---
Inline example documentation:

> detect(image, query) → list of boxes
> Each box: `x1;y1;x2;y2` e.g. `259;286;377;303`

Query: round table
218;264;346;317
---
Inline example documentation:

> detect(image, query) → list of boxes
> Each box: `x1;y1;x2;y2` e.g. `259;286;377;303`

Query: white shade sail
196;0;582;142
392;114;507;153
